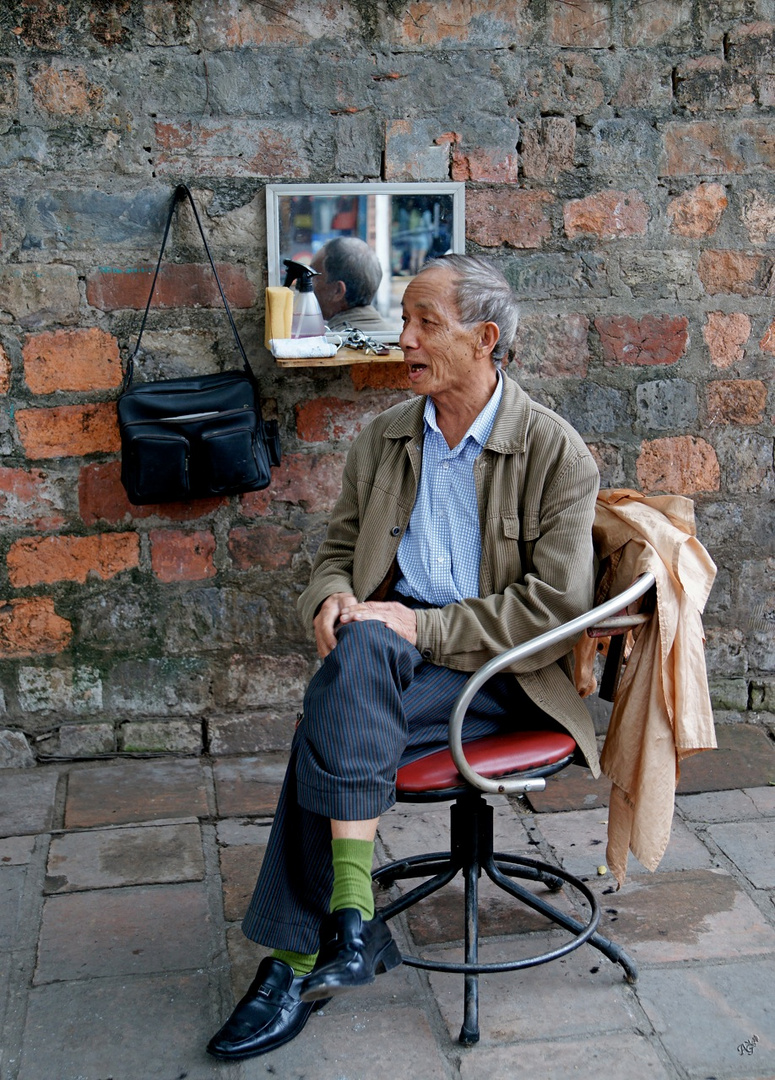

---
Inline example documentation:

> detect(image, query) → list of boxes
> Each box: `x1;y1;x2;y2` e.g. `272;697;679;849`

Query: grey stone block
636;378;699;430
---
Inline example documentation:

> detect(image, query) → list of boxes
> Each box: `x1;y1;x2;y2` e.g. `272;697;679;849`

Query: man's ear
476;321;500;358
331;279;347;304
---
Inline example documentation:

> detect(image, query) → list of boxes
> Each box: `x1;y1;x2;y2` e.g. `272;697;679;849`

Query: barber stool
373;573;654;1045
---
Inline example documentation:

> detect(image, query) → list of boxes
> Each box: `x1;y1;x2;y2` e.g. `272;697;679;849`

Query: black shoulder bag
117;184;281;505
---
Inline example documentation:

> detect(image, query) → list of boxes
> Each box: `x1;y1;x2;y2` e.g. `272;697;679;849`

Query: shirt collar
423;368;504;449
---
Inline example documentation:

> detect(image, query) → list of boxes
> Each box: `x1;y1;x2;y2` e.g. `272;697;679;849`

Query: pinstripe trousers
242;619;547;954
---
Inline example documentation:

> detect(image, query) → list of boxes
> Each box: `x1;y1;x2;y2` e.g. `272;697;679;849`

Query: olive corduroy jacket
298;374;601;773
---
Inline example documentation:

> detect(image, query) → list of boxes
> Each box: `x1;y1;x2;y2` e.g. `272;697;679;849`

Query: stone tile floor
1;725;774;1080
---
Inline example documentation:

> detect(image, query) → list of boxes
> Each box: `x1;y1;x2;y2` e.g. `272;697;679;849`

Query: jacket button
390;526;401;536
421;648;433;660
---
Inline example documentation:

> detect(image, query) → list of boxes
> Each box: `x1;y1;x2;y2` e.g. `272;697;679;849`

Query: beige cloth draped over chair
574;489;718;887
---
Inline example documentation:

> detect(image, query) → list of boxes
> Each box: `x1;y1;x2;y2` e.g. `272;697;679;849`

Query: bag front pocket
123;428;190;504
200;413;268;494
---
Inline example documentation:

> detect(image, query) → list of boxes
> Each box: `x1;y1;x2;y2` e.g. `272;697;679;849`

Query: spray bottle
283;260;326;338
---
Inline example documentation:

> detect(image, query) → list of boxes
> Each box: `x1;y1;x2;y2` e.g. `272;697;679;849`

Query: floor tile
593;868;775;963
212;754;289;817
677;724;775;793
637;959;775;1077
0;769;60;837
458;1031;671;1080
427;934;640;1044
534;807;713;878
708;818;775;889
45;822;204;893
35;882;211;983
18;972;217;1080
64;759;207;828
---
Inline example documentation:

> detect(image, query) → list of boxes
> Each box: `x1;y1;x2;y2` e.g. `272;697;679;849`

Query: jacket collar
384;372;530;453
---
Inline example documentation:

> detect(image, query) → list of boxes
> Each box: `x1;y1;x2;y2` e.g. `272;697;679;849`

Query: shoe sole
300;939;403;1002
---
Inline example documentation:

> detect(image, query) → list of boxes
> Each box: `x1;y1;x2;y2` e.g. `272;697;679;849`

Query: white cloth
270;336;338;358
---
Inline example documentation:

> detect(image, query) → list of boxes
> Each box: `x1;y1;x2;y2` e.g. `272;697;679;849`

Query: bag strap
124;184;257;390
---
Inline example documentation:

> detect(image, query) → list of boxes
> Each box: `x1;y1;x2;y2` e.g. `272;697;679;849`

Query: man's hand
313;592;358;659
338;600;418;647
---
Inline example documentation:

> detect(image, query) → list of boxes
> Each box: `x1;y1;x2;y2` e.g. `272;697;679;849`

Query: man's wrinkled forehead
402;265;460;316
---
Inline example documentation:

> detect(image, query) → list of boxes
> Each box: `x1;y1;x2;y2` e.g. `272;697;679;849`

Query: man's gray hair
429;253;519;365
320;237;383;309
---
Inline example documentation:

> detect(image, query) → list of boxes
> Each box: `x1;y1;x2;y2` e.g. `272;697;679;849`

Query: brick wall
0;0;772;766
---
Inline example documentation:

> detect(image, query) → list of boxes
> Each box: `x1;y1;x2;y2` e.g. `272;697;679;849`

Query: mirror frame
265;181;466;342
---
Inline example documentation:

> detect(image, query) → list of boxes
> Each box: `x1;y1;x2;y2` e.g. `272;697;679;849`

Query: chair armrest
448;572;656;795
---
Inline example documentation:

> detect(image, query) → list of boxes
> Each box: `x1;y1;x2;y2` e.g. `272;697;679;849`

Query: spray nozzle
283;259;319;291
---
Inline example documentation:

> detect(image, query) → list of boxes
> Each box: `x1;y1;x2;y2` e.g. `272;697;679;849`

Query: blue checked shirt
395;371;504;606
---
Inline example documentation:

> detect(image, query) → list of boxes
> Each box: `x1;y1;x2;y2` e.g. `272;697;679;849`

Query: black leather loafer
299;908;402;1002
207;957;323;1060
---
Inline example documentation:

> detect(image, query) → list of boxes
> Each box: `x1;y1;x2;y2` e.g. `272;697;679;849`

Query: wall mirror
266;182;465;342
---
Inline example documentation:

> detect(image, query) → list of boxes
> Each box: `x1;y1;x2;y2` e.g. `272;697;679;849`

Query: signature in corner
737;1034;759;1056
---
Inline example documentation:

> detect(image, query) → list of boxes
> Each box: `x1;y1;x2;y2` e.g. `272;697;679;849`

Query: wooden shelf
273;346;404;368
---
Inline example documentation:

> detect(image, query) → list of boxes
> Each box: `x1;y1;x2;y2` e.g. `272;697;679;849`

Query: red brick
613;58;673;110
514;314;590;377
0;597;71;658
451;144;519;183
202;0;356;46
150;529;216;582
667;183;727;238
636;437;720;495
466;187;553;249
596;315;689;366
662;120;775;176
295;393;406;443
7;533;140;587
228;524;303;571
520;117;576;180
79;461;226;525
154;119;310;179
741;189;775;244
703;312;750;368
707;380;768;425
31;65;103;115
0;467;66;530
86;263;255;311
394;0;531;47
623;0;692;46
674;56;755;113
0;344;10;394
240;452;346;517
17;0;68;50
549;0;611;47
88;0;130;46
16;403;120;459
761;320;775;354
23;328;121;394
564;189;649;240
697;250;774;297
351;363;410;392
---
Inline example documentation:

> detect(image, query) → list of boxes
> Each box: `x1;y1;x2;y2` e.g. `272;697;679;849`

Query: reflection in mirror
266;183;465;341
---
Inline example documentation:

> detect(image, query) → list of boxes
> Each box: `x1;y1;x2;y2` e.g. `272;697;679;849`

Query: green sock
271;947;318;977
329;837;375;920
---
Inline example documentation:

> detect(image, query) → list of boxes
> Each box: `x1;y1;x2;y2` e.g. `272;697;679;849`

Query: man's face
399;266;493;401
310;252;345;320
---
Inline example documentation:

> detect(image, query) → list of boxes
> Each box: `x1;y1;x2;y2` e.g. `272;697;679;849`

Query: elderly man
207;254;600;1060
311;236;392;332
